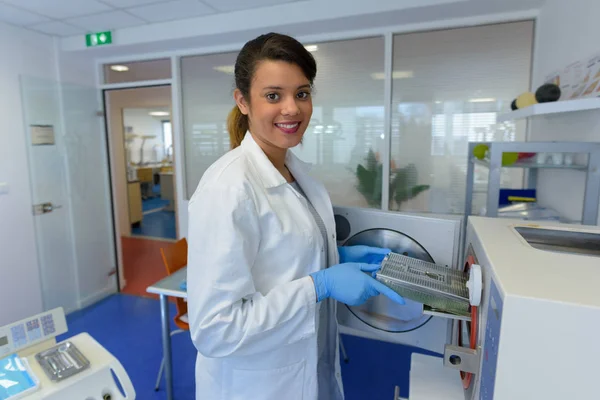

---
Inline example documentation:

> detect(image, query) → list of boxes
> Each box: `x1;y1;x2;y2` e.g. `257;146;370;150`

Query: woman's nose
281;97;300;116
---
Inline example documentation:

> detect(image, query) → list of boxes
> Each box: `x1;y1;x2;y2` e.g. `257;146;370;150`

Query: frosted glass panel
104;58;171;84
292;36;386;208
180;51;237;199
390;21;534;214
61;82;117;302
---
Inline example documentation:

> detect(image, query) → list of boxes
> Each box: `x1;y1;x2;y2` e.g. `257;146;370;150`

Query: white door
21;76;117;313
21;76;78;313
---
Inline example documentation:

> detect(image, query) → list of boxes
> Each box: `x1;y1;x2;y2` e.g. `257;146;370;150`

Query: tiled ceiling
0;0;302;37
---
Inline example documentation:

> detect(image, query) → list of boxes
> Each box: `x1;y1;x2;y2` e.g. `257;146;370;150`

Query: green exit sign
86;31;112;47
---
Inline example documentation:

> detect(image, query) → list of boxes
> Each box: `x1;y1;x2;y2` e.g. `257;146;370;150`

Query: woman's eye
297;91;311;99
266;93;279;101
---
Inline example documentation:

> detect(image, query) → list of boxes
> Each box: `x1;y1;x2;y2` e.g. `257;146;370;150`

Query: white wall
0;23;55;325
530;0;600;225
0;22;116;325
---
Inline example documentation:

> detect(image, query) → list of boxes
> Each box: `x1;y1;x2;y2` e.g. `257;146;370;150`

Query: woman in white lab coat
187;32;405;400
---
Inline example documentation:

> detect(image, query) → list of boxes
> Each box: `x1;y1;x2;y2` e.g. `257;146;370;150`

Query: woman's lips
274;121;300;134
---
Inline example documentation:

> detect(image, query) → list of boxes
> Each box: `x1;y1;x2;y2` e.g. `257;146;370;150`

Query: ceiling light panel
110;65;130;72
127;0;215;23
468;98;496;103
370;71;414;80
99;0;169;7
201;0;298;13
213;65;235;74
0;3;49;26
66;10;146;31
1;0;111;19
30;21;87;36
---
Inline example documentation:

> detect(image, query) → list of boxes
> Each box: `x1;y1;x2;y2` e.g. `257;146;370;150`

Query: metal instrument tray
35;341;90;382
376;252;471;317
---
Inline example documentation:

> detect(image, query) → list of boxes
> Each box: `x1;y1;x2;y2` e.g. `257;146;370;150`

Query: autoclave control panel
0;308;67;356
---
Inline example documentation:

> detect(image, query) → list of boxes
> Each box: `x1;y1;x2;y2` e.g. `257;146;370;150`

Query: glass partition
180;51;238;198
390;21;534;214
291;36;386;208
178;21;534;211
104;58;171;84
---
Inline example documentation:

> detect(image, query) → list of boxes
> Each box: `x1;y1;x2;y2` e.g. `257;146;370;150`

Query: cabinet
128;181;143;226
160;172;175;211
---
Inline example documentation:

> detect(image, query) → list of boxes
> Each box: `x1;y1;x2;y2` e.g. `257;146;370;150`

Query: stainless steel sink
515;226;600;257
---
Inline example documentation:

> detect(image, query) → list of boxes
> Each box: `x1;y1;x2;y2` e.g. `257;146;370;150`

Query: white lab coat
187;132;344;399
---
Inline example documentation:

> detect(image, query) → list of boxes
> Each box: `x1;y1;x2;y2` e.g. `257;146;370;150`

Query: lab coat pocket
229;359;306;400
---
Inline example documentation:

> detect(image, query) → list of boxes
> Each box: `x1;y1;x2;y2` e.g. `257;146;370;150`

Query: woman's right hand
310;263;405;306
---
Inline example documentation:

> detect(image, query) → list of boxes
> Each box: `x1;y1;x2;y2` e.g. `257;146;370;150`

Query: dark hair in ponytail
227;106;248;149
227;32;317;149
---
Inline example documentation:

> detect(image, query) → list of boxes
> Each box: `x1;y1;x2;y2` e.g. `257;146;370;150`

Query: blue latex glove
310;263;405;306
338;245;391;265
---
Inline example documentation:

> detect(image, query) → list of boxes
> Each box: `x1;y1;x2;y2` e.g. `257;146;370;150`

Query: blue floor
58;294;441;399
132;184;177;240
58;294;194;400
143;197;170;212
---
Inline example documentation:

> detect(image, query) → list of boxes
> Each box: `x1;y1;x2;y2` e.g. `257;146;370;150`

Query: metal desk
147;267;187;400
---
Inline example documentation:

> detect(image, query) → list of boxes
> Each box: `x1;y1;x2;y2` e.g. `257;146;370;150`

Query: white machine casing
417;216;600;400
0;308;135;400
24;333;135;400
333;207;600;399
333;206;463;355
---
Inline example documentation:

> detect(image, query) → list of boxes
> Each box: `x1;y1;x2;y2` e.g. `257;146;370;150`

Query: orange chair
155;238;189;391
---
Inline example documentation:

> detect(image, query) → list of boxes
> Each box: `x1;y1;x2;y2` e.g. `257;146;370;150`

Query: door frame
101;81;177;291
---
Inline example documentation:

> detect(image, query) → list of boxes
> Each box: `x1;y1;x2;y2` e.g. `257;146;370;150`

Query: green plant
356;149;430;208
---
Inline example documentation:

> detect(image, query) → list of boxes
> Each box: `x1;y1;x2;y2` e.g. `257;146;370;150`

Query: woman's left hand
337;245;391;265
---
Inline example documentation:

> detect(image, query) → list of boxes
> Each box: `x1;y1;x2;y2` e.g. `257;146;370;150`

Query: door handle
33;202;63;215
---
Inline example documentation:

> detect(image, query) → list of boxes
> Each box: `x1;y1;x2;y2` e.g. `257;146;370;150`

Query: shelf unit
464;141;600;225
471;157;588;171
497;97;600;122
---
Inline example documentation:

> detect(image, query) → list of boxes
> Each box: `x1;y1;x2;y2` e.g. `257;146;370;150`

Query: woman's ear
233;89;249;115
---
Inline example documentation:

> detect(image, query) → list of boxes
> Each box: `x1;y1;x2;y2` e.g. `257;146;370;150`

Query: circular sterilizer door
342;228;435;332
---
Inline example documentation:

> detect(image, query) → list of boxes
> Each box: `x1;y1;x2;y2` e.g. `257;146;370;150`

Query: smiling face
234;60;313;158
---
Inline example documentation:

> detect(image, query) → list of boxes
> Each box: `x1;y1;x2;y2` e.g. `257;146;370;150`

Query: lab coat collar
241;132;312;189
